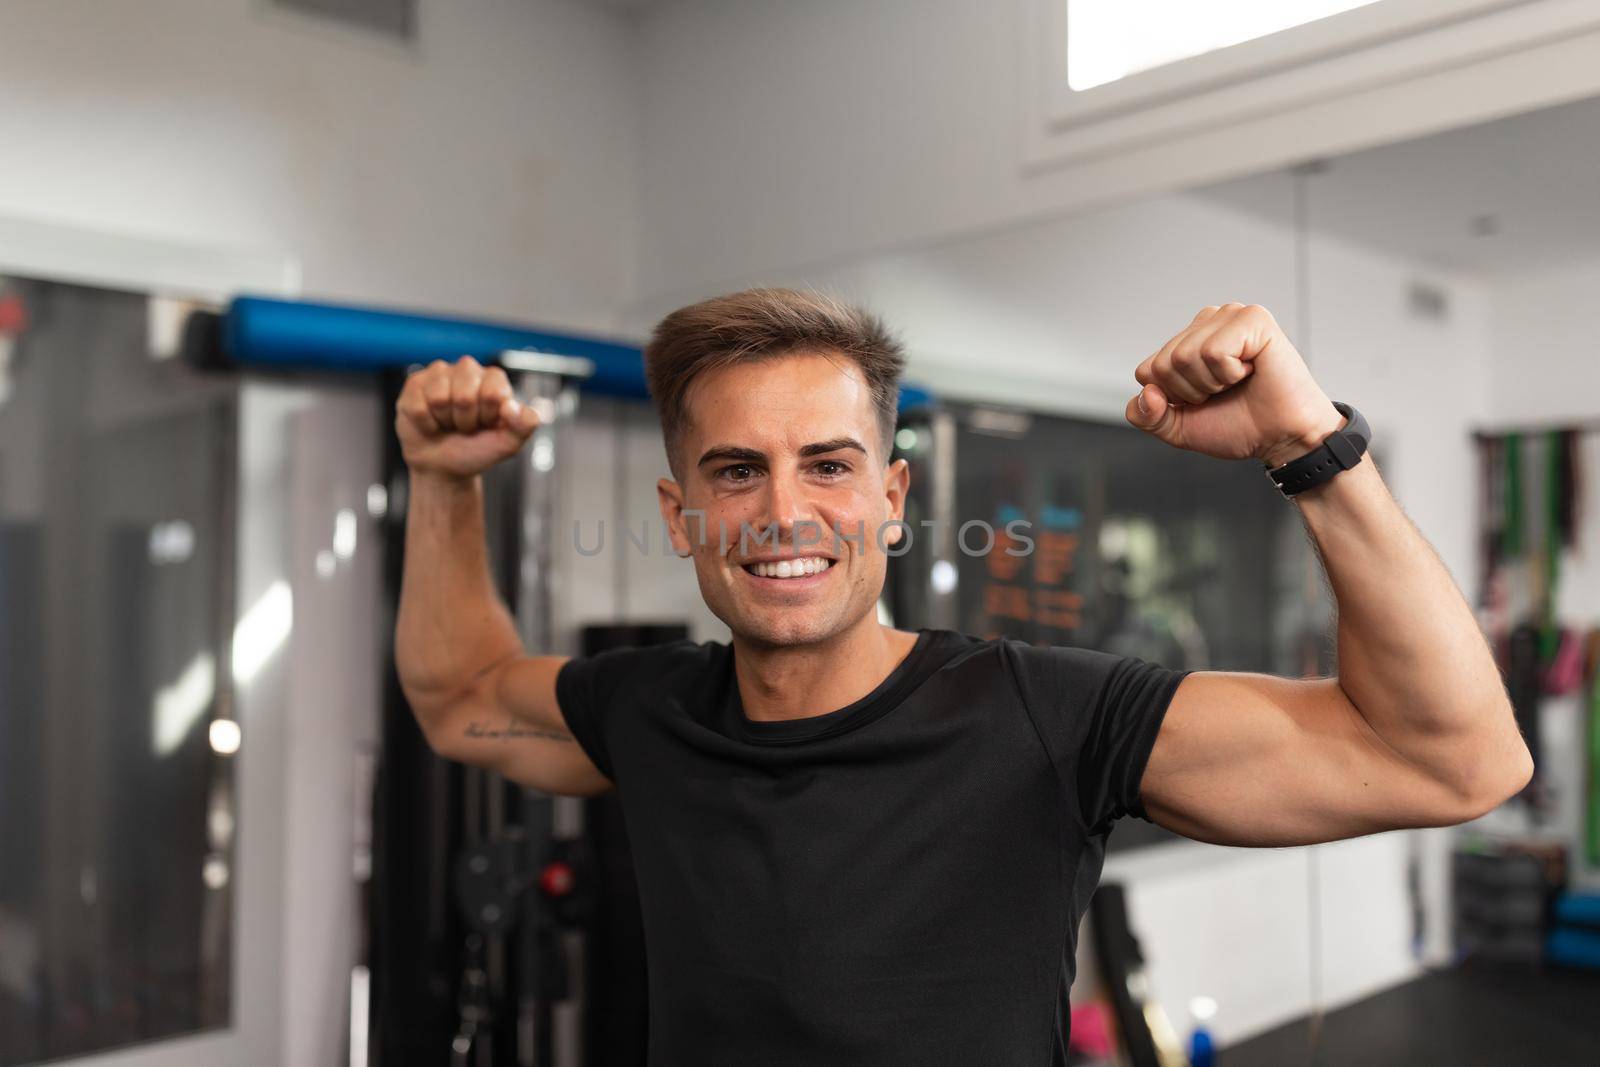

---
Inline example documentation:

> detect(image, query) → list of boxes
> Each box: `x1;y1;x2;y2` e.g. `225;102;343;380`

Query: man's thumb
1125;383;1175;438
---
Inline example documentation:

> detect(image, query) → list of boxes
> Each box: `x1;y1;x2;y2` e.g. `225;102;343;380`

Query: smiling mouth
740;557;835;580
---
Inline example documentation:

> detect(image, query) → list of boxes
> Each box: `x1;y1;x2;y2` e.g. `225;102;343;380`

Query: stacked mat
1546;892;1600;970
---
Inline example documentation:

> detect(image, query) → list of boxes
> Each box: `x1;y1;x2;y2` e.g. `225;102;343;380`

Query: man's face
657;351;909;648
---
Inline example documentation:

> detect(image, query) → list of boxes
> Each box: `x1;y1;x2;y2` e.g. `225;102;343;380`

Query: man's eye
720;464;757;482
815;460;849;477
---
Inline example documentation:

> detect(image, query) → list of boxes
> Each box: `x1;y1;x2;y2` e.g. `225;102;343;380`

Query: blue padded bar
897;383;934;413
222;295;934;411
224;295;651;398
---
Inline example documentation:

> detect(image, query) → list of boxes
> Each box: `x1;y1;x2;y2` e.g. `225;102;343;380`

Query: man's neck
733;616;921;724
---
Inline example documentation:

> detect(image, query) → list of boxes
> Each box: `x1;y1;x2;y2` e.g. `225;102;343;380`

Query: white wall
0;0;641;334
1487;257;1600;426
631;0;1600;306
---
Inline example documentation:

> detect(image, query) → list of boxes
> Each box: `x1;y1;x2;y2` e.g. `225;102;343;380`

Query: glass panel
1195;92;1600;1063
0;277;236;1063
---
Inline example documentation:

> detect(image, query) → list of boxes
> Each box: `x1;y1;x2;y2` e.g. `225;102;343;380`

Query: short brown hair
642;287;905;474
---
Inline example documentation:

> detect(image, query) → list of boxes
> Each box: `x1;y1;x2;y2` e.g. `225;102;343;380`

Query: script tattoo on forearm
463;718;574;743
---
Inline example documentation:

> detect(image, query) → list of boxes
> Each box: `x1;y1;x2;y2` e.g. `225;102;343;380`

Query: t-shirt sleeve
554;643;675;782
1003;640;1191;834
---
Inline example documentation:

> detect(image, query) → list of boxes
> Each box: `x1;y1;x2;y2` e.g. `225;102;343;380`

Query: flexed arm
394;356;612;797
1124;304;1531;847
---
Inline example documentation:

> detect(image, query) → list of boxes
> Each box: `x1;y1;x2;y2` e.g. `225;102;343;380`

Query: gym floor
1224;962;1600;1065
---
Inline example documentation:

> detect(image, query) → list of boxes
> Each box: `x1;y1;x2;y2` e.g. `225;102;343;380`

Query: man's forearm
1294;455;1532;803
395;471;525;706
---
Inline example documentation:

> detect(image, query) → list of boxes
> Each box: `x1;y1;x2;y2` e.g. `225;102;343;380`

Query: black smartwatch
1265;401;1370;497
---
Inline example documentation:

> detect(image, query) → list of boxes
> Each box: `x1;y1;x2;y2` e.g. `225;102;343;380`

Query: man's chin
724;606;844;649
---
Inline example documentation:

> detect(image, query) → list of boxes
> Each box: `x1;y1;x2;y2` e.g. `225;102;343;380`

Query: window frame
1024;0;1597;170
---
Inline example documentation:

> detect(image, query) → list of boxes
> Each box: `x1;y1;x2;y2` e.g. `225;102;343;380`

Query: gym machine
217;297;646;1066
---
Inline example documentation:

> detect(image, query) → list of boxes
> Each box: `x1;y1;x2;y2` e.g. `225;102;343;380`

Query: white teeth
748;557;832;579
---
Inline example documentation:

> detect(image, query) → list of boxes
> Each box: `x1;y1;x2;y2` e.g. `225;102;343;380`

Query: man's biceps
1140;674;1345;808
1138;674;1452;846
492;654;573;732
1149;671;1310;764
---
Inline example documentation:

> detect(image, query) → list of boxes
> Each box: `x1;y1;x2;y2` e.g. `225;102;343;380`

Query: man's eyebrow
696;438;867;467
697;445;766;467
799;437;867;458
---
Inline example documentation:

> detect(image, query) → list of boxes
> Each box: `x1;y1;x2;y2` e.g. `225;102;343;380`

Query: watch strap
1266;401;1370;497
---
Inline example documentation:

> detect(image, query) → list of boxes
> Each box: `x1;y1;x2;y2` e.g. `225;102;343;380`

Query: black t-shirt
555;627;1189;1066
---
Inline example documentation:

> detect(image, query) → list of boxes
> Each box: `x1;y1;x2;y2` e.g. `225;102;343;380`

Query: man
394;289;1531;1065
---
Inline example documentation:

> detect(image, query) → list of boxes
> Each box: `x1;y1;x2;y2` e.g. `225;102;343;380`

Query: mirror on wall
796;91;1600;1061
0;279;237;1063
1184;93;1600;1062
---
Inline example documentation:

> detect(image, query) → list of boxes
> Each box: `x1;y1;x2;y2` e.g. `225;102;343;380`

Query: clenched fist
1125;303;1346;469
395;356;541;478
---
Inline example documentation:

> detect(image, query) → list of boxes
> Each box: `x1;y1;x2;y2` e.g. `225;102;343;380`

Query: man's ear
657;478;694;558
883;457;910;546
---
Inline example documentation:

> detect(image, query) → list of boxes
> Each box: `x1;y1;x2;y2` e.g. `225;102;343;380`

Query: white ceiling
1193;94;1600;277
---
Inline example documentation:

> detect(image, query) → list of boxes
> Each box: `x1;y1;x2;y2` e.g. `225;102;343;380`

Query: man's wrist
1260;406;1348;469
409;467;482;496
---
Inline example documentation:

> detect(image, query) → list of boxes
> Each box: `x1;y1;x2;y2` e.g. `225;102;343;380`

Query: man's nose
760;472;815;537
